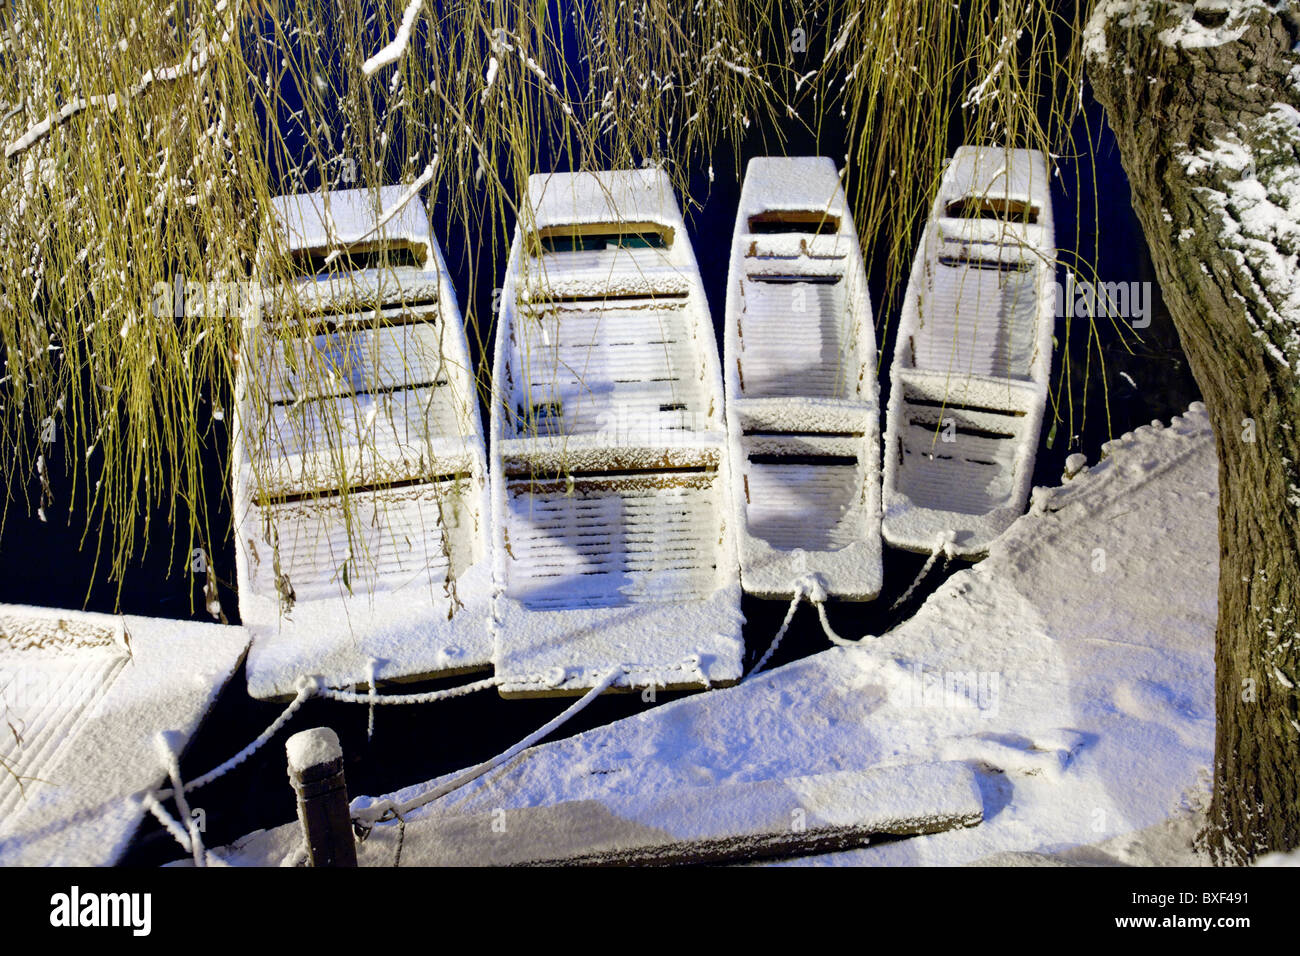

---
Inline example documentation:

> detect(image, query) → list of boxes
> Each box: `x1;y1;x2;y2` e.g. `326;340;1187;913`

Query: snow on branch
826;9;860;61
4;7;236;160
376;159;437;231
483;27;574;117
318;160;437;270
962;30;1024;109
362;0;425;76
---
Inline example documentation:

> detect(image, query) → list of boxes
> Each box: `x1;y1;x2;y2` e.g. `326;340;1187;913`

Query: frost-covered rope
141;791;193;855
799;574;862;647
155;733;205;867
888;531;958;613
137;683;318;861
748;572;874;674
153;677;318;800
147;668;499;818
135;665;510;862
365;658;378;741
813;596;854;646
352;667;622;828
745;583;807;680
317;675;500;706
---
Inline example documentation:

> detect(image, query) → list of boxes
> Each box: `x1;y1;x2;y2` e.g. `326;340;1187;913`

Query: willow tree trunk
1085;0;1300;861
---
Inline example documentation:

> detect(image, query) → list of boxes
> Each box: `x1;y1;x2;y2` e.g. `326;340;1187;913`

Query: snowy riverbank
216;402;1217;866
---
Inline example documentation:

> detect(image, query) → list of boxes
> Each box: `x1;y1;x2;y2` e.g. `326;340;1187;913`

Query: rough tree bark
1086;0;1300;861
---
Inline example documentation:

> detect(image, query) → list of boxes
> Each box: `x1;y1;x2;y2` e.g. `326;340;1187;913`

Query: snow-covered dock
231;402;1211;867
233;186;491;700
724;157;882;600
489;169;743;696
883;146;1056;558
0;605;247;866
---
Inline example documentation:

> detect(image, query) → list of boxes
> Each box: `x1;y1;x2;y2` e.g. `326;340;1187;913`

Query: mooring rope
317;674;501;705
141;531;966;865
351;666;623;834
155;733;205;867
745;582;808;680
365;658;378;742
141;791;194;854
746;570;884;678
889;530;958;613
790;574;863;650
151;677;318;802
140;667;510;861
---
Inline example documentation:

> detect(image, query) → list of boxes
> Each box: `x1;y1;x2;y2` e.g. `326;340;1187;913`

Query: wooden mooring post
286;727;358;867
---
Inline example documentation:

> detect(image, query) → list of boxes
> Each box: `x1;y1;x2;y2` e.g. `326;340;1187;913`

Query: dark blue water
1;9;1198;864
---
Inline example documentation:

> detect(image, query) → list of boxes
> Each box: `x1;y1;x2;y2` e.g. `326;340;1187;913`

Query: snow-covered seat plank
910;235;1041;380
508;297;706;438
503;473;722;610
882;146;1056;558
491;169;743;697
233;186;491;700
723;157;882;600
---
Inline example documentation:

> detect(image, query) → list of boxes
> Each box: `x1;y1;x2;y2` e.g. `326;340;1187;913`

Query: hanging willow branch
0;0;1090;608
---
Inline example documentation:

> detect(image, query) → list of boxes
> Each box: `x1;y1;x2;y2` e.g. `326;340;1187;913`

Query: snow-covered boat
723;157;882;600
233;186;491;700
489;169;743;697
882;146;1056;558
0;603;246;865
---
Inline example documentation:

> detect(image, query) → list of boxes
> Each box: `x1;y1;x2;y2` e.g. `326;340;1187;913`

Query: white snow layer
0;606;247;866
215;403;1218;866
526;167;682;234
286;727;342;774
267;185;432;254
